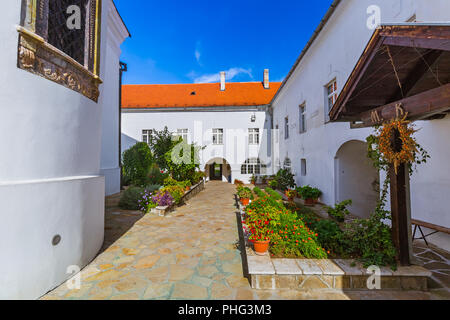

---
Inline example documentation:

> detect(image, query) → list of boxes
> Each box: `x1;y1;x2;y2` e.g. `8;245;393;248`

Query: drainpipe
119;61;128;190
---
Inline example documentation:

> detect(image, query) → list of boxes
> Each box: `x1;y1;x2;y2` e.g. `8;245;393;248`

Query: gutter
269;0;342;106
119;61;128;189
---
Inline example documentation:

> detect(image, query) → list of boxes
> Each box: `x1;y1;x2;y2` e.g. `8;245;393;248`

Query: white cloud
195;41;202;66
193;67;253;84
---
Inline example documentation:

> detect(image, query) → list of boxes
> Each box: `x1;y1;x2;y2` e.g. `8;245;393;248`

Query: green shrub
163;176;179;187
122;142;153;187
265;187;283;200
313;220;345;255
193;171;206;184
326;199;352;222
297;185;322;200
119;187;145;210
274;169;296;191
147;164;168;185
165;141;201;183
145;184;161;193
268;180;278;189
237;186;253;199
252;187;266;198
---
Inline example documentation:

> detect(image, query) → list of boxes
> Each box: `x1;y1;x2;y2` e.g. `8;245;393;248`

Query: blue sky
114;0;334;85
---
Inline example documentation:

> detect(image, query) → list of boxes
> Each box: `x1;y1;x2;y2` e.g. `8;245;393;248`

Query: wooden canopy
330;24;450;127
329;24;450;266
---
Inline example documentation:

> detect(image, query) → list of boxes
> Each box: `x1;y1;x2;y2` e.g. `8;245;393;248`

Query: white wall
0;0;119;299
272;0;450;235
122;107;272;184
100;1;129;196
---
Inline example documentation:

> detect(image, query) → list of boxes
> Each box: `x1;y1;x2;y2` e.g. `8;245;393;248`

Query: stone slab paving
41;182;445;300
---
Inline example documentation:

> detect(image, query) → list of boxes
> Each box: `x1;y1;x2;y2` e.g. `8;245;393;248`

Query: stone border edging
152;179;206;216
237;202;432;291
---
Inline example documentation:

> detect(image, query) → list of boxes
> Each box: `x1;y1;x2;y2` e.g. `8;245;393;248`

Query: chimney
263;69;270;89
220;71;226;91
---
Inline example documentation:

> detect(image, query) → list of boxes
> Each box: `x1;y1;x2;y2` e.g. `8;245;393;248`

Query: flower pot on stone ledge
304;198;315;206
240;198;250;206
253;240;270;256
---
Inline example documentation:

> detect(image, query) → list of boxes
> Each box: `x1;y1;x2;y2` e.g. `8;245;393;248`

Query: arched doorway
205;158;231;182
334;140;379;219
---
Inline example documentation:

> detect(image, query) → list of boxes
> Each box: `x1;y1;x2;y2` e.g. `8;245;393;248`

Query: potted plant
268;179;278;189
285;189;297;202
244;200;279;255
261;175;268;185
250;175;257;185
326;199;352;223
297;185;322;206
237;186;253;206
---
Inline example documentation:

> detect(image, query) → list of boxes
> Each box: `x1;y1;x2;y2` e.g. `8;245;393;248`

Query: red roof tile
122;82;282;109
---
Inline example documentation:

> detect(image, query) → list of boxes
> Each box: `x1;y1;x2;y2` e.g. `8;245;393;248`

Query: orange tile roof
122;82;282;109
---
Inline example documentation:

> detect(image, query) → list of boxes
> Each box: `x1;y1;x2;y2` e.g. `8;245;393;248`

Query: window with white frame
241;158;266;175
212;128;224;145
299;104;306;133
326;79;338;113
301;159;307;176
248;128;260;145
142;130;152;145
284;157;292;171
284;117;289;139
176;129;189;142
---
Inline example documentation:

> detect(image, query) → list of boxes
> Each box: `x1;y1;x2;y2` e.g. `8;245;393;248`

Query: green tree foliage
149;127;181;170
122;142;153;187
165;140;201;183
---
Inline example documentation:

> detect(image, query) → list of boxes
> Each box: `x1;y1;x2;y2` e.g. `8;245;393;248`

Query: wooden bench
411;219;450;246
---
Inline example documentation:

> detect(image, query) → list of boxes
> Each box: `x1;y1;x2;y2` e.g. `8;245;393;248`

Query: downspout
119;61;128;190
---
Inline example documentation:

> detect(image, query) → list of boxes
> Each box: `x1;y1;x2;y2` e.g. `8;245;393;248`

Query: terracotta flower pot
304;198;314;206
240;198;250;206
253;240;270;255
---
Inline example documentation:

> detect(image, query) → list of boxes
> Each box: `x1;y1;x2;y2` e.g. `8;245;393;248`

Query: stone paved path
42;182;445;300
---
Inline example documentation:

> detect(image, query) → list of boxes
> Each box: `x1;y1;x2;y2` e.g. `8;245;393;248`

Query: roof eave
270;0;342;106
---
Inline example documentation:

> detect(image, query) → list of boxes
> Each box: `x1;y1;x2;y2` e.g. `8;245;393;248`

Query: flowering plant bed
242;189;327;259
238;195;431;291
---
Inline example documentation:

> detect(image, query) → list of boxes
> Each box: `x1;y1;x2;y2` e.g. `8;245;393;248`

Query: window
18;0;102;101
176;129;189;142
212;129;224;145
142;130;152;145
284;157;292;171
248;128;260;145
326;79;338;113
299;104;306;133
241;158;266;175
284;117;289;139
301;159;307;176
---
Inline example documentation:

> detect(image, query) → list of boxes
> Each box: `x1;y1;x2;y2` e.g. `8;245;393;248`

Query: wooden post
389;129;412;266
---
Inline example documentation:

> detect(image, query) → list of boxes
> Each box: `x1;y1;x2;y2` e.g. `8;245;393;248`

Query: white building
270;0;450;249
121;71;280;184
0;0;128;299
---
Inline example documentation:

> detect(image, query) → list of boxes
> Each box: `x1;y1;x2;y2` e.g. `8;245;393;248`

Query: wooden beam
359;83;450;127
389;130;412;266
383;37;450;51
389;50;444;102
329;30;384;120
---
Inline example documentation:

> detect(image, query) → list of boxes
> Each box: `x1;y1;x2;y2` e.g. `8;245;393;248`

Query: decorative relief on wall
18;29;102;102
